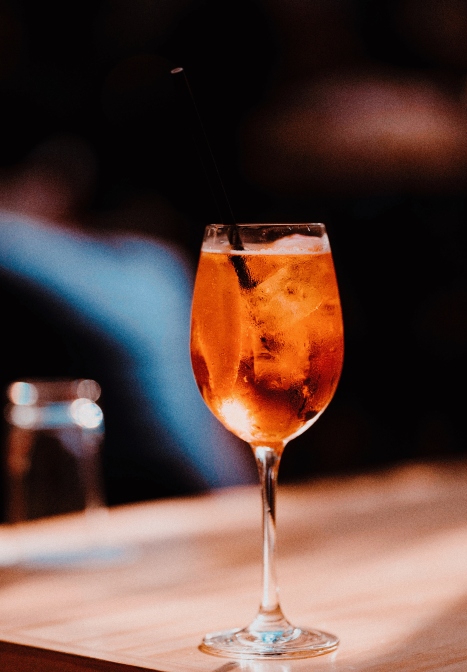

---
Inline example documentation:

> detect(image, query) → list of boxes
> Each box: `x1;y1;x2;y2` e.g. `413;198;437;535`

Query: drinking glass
190;223;344;659
4;378;105;524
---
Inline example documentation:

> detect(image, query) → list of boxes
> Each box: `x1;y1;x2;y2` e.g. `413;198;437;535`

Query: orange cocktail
191;227;343;451
191;224;343;659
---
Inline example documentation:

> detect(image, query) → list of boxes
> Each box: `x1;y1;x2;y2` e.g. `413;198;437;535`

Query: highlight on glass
190;223;344;659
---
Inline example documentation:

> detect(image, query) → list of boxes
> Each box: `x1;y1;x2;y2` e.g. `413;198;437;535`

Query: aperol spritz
191;223;343;659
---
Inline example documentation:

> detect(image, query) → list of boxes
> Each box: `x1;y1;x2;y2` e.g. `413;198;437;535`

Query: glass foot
200;625;339;660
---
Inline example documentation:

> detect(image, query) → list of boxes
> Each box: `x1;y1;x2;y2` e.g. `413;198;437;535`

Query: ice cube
247;266;323;329
258;233;330;254
250;323;313;389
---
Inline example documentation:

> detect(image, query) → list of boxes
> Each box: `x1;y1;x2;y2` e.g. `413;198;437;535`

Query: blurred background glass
4;378;104;522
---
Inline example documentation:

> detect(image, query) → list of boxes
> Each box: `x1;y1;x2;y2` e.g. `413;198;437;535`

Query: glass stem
250;445;292;635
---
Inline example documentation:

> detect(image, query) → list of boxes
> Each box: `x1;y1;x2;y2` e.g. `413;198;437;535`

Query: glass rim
206;222;326;228
202;223;330;250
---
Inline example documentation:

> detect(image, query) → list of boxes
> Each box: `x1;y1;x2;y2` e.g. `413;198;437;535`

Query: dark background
0;0;466;512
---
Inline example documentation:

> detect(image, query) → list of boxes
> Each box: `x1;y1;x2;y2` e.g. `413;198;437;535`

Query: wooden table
1;459;467;671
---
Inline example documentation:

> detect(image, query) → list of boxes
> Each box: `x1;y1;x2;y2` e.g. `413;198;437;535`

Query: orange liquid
191;246;343;449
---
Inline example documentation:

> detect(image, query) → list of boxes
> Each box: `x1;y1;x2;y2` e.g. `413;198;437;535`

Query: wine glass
190;223;344;659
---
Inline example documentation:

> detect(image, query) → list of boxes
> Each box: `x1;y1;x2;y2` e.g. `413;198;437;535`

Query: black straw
171;67;256;288
171;67;237;229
